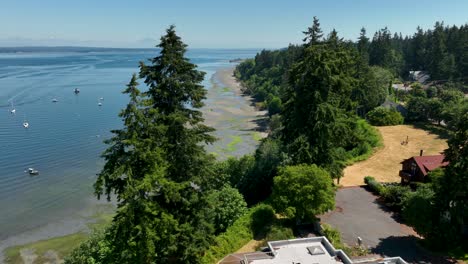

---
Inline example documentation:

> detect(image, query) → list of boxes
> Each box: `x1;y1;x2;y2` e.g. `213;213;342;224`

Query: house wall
401;159;425;182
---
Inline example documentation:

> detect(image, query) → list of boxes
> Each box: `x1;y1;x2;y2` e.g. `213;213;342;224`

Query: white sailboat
9;100;16;114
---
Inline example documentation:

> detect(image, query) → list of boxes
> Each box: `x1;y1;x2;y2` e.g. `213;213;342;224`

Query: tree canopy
271;164;335;222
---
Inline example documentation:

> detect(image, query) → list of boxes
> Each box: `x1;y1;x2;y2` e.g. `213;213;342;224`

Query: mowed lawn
341;125;448;186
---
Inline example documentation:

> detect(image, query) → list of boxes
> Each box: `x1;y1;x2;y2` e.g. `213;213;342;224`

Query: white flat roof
245;237;345;264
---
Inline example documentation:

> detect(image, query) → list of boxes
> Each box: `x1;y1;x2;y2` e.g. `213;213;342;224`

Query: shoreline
0;65;265;263
212;66;268;135
202;66;267;159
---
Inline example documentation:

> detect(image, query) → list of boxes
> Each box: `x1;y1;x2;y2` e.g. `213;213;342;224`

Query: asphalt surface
320;187;452;263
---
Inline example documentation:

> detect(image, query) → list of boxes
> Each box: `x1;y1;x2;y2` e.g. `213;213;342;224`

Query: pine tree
357;27;369;60
94;26;217;263
94;74;174;262
302;16;323;45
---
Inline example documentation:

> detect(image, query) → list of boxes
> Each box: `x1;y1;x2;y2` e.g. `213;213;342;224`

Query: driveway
320;187;452;263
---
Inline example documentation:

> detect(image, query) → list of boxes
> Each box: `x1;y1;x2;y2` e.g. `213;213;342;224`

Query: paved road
320;187;452;263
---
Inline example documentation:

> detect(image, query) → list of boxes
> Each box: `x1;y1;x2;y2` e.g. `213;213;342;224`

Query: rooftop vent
307;246;325;255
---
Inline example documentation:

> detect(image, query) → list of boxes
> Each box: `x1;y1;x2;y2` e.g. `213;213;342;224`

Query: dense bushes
364;176;384;194
380;185;411;209
200;204;275;264
366;107;404;126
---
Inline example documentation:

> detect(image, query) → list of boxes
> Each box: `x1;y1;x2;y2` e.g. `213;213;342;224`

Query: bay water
0;48;258;242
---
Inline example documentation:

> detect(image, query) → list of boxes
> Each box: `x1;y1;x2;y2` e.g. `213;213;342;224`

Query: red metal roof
413;154;448;176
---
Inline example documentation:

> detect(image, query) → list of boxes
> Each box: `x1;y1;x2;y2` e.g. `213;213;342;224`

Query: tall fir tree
94;26;217;263
302;16;323;45
357;27;370;62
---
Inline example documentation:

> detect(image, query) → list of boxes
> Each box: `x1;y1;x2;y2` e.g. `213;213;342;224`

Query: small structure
380;99;407;117
219;237;407;264
409;71;430;84
399;151;448;183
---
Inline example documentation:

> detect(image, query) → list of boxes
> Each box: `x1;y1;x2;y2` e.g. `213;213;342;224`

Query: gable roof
411;154;448;176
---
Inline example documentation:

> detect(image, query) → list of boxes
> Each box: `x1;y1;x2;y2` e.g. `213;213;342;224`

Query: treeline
366;23;468;80
236;20;468;118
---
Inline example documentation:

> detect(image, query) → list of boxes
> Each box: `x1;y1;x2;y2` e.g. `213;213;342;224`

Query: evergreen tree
93;26;216;263
429;22;451;79
357;27;369;62
281;42;357;168
302;16;323;45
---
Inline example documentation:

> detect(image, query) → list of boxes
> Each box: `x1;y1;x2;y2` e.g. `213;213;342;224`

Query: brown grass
341;125;448;186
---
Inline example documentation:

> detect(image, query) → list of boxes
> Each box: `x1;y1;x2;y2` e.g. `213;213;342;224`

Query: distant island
229;58;244;63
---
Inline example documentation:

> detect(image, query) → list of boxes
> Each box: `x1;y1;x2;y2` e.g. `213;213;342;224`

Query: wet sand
202;66;267;159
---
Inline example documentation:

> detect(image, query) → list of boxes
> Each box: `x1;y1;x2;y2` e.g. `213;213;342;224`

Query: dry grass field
340;125;448;186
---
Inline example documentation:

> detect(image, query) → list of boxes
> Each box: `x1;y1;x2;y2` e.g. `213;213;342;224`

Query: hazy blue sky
1;0;467;48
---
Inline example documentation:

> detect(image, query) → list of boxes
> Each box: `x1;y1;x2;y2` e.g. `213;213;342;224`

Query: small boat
9;100;16;114
99;97;104;101
27;168;39;175
74;88;80;94
52;98;58;102
23;122;29;128
98;102;102;106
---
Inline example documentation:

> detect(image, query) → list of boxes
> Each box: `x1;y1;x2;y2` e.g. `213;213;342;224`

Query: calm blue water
0;48;258;240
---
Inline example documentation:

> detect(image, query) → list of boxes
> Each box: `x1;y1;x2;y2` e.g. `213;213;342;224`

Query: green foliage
88;26;218;263
264;225;294;243
65;230;112;264
380;185;411;209
206;186;248;234
365;177;384;194
364;176;375;185
366;107;404;126
200;204;275;264
322;224;342;246
282;40;358;168
267;96;282;116
271;164;335;222
303;16;323;45
238;139;283;205
234;45;304;116
401;185;435;238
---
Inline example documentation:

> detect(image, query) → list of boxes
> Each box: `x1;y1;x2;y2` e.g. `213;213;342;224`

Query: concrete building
220;237;407;264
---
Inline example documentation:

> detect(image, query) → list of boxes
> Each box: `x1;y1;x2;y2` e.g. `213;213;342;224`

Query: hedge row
364;176;384;194
364;176;411;210
200;204;275;264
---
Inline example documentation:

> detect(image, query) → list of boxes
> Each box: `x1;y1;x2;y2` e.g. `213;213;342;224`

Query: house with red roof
399;152;449;183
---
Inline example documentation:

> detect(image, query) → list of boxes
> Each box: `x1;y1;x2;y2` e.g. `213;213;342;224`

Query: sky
1;0;467;49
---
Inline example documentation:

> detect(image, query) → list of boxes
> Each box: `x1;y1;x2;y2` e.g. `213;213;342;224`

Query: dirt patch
234;240;263;253
341;125;447;186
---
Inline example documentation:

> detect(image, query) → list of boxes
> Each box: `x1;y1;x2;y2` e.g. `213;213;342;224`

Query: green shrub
381;185;411;209
366;178;384;194
366;107;404;126
265;225;294;242
364;176;374;185
200;204;275;264
322;224;342;246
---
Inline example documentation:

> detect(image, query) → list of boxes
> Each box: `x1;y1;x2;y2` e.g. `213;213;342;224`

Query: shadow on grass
410;122;451;140
372;236;456;264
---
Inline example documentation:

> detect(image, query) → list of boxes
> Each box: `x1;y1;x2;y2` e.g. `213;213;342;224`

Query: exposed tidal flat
0;48;261;262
